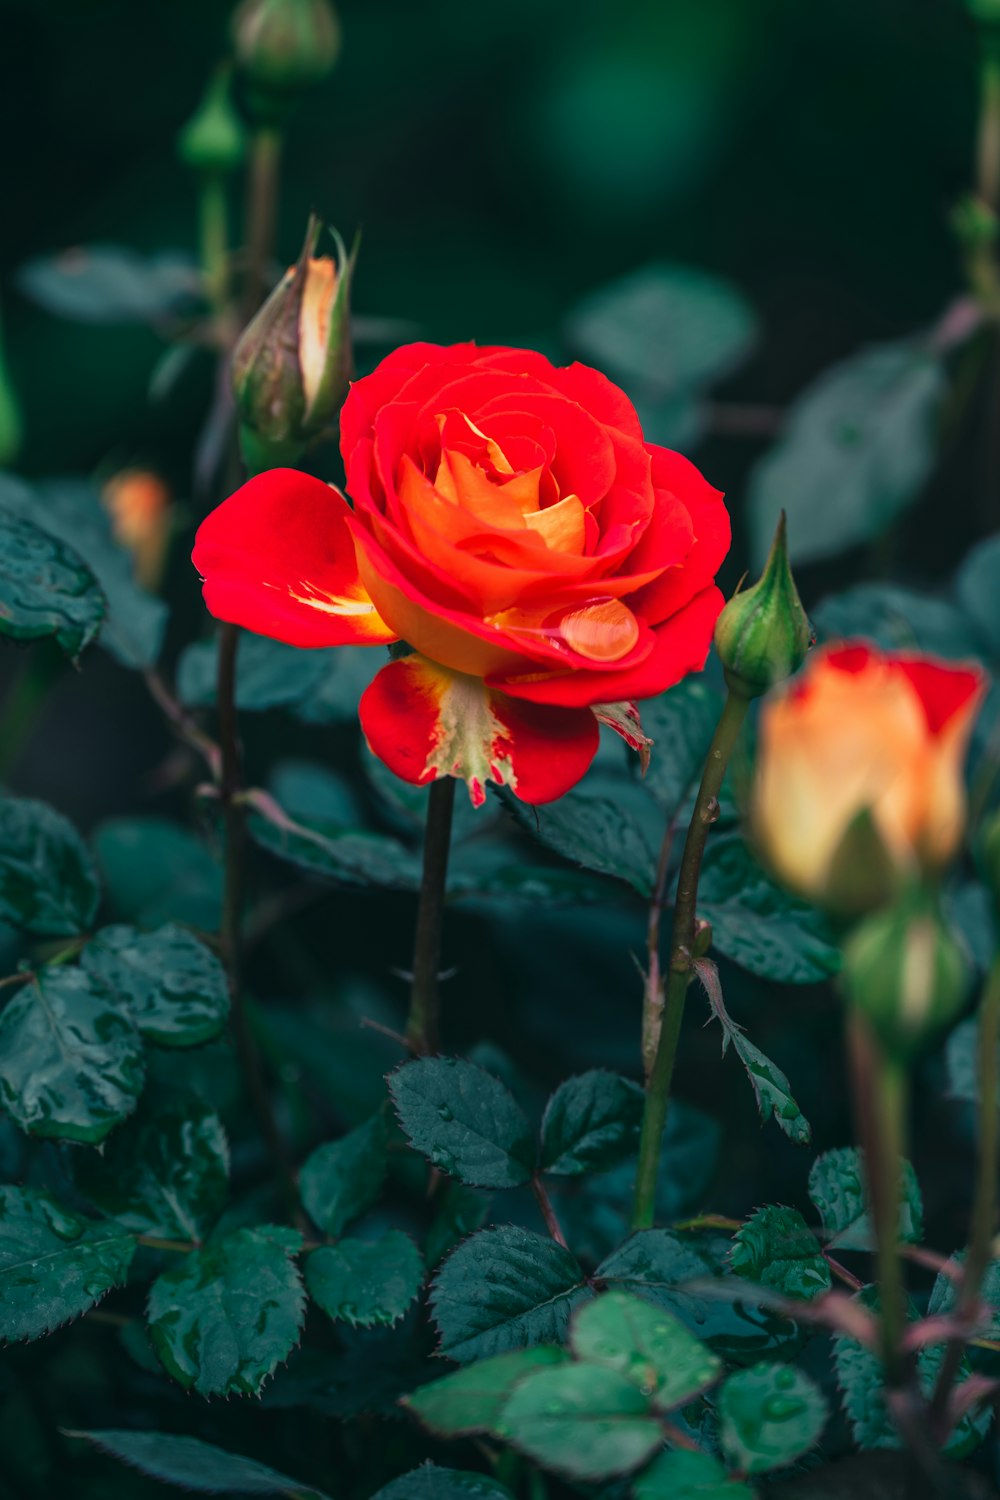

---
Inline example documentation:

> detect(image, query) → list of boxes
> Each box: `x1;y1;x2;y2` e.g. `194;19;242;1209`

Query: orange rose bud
842;888;968;1061
231;214;353;474
713;511;811;699
753;642;986;913
101;469;172;590
232;0;340;120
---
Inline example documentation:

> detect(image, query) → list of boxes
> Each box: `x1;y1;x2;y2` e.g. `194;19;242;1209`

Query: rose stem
928;957;1000;1436
241;126;282;324
406;776;456;1055
531;1176;568;1249
847;1010;909;1391
217;623;297;1217
631;689;749;1230
200;169;231;322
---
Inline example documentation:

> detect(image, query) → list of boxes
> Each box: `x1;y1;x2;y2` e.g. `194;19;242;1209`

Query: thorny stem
406;776;456;1055
217;623;299;1218
848;1011;909;1391
632;690;750;1230
928;957;1000;1438
642;813;678;1082
531;1176;568;1249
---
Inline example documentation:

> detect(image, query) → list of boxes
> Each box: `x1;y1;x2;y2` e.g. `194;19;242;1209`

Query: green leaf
730;1206;831;1300
371;1465;515;1500
92;818;223;929
81;924;229;1047
747;339;946;568
0;1186;135;1341
146;1226;305;1397
834;1288;992;1458
696;837;840;985
425;1180;492;1269
539;1070;644;1176
812;582;984;661
596;1230;799;1363
570;1289;720;1410
0;507;105;658
504;791;655;896
565;262;757;397
299;1113;387;1237
956;532;1000;657
74;1094;228;1240
639;678;728;822
499;1361;662;1482
247;793;420;891
946;1013;1000;1106
293;645;382;726
305;1231;423;1329
431;1225;589;1363
0;476;167;669
177;635;337;712
0;795;100;937
66;1430;332;1499
635;1449;757;1500
404;1346;567;1437
17;245;199;323
928;1253;1000;1367
0;967;144;1144
695;958;811;1145
718;1362;827;1474
807;1146;923;1250
389;1057;535;1189
448;861;616;907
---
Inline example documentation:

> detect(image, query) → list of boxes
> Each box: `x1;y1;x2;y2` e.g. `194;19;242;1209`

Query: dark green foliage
370;1466;516;1500
808;1147;923;1250
305;1232;423;1328
0;1187;135;1341
0;967;144;1143
67;1430;333;1498
730;1206;831;1299
82;924;230;1046
298;1112;388;1236
718;1362;827;1473
146;1226;305;1396
404;1347;567;1437
17;245;199;323
635;1449;756;1499
92;818;223;929
178;634;337;712
0;508;105;658
570;1289;720;1409
506;791;657;897
499;1362;663;1480
390;1057;535;1189
539;1070;644;1175
0;796;100;937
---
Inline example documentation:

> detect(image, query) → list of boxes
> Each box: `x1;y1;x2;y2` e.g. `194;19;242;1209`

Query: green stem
849;1011;908;1389
199;171;230;317
928;957;1000;1436
406;776;456;1055
0;648;63;783
632;689;749;1230
241;126;282;323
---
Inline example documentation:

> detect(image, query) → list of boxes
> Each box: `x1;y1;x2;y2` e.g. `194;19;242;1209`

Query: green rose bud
232;214;354;475
713;511;812;699
841;887;969;1062
232;0;340;121
177;68;246;176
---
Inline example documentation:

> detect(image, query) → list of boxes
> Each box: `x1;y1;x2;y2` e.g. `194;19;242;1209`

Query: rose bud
101;468;173;590
231;214;353;473
842;889;968;1061
753;643;986;914
713;511;810;699
232;0;340;120
177;68;246;176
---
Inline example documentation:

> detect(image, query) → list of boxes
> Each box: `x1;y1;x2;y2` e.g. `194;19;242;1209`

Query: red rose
193;342;730;803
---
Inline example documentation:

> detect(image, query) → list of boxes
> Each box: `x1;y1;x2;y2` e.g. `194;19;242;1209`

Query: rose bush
753;641;985;906
193;341;730;802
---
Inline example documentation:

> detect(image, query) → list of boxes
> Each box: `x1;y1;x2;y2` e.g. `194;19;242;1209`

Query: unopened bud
178;69;246;176
232;215;353;473
232;0;340;121
842;888;968;1062
714;512;811;699
101;469;173;590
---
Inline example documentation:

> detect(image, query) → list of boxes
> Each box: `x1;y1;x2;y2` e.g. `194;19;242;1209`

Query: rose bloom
194;342;730;803
754;642;985;903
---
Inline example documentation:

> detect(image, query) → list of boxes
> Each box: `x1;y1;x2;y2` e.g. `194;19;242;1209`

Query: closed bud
232;215;353;473
177;68;246;175
842;888;968;1062
232;0;340;119
101;469;173;591
714;512;811;699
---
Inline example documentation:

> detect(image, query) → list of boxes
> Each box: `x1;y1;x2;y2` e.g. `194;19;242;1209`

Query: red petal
627;447;730;625
491;585;724;708
359;654;600;805
192;469;396;648
892;656;987;735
